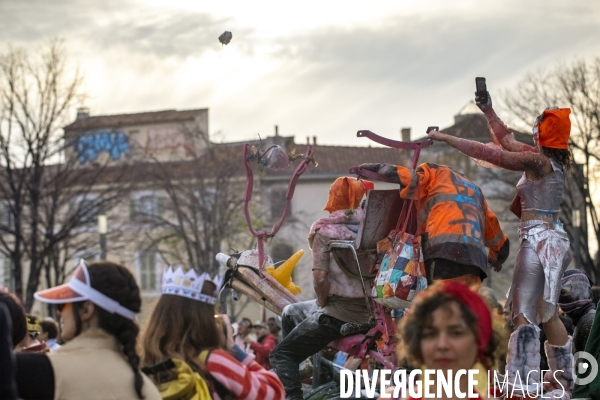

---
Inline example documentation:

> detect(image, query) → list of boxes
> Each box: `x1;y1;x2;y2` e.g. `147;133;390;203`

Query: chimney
312;136;317;146
306;136;310;145
76;107;90;120
401;127;411;142
275;125;279;136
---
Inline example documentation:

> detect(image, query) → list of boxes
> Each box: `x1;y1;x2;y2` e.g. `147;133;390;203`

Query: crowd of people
0;262;287;400
0;87;598;400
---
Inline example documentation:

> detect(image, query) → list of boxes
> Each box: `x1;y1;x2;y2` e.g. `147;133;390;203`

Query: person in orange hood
427;90;574;399
323;177;374;213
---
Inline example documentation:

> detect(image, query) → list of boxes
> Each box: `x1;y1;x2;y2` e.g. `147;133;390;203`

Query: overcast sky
1;0;599;146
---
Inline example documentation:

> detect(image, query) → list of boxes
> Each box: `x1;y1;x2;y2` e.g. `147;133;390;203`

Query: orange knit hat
538;108;571;149
323;177;374;213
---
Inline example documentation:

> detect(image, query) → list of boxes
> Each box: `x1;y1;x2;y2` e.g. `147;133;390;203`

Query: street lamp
98;214;107;259
573;209;581;228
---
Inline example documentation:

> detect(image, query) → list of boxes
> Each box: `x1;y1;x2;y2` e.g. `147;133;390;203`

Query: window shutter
155;197;165;221
68;199;76;218
0;203;5;228
130;198;137;222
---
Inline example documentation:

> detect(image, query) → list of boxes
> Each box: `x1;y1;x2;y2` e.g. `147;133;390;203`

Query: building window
270;242;297;284
137;250;159;292
0;202;15;231
271;242;294;264
270;187;290;220
131;191;164;223
69;194;100;225
0;256;13;290
194;187;216;208
192;188;216;222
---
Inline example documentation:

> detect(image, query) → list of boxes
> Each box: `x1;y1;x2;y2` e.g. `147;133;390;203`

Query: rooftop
61;107;533;183
63;108;207;132
456;101;482;116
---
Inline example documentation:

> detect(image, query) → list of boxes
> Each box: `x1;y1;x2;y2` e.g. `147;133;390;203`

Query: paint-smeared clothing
271;208;373;399
508;220;572;325
364;162;510;279
516;160;564;213
308;210;371;323
270;300;345;399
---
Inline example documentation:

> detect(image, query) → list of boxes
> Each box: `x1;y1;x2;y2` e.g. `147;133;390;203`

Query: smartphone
426;126;439;133
475;77;487;104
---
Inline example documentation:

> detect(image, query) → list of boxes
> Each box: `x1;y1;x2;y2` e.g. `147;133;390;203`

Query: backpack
142;351;213;400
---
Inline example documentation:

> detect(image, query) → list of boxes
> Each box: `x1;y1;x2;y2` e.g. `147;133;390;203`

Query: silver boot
543;336;574;400
506;324;541;397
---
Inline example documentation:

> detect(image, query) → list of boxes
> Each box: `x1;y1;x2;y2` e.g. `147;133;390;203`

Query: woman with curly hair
15;260;161;400
428;92;573;399
380;281;495;399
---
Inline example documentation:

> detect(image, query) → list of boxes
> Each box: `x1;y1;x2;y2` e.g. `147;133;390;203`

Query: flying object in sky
219;31;232;45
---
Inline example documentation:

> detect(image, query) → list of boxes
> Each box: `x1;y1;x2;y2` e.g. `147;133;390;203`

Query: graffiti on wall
75;130;130;164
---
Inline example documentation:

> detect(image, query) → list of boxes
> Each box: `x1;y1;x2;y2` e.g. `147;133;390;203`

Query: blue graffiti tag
75;130;130;164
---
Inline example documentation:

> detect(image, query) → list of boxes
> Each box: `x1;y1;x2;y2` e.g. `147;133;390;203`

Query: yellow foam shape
265;249;304;295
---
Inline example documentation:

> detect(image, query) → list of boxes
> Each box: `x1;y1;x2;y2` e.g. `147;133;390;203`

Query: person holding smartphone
427;82;574;399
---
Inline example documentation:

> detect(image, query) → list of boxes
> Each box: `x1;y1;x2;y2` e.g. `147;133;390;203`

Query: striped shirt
205;349;285;400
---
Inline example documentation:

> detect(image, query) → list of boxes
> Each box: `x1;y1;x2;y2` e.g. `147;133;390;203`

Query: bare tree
135;127;291;320
0;41;131;309
134;125;252;278
501;57;600;281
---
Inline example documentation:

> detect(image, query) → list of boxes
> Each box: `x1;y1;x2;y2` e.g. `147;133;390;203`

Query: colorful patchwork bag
372;178;427;309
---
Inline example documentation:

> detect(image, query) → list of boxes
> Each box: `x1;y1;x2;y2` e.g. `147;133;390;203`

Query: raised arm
477;94;537;153
427;131;549;173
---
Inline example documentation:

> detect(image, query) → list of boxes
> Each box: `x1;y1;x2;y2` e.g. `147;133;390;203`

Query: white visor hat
34;259;136;320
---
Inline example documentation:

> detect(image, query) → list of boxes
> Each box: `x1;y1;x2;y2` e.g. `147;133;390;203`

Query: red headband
437;281;492;362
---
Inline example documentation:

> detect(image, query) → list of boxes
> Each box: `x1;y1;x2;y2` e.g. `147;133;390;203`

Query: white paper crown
161;266;224;305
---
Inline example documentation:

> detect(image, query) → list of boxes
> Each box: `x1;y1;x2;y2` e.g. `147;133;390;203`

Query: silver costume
507;160;572;325
509;220;572;325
